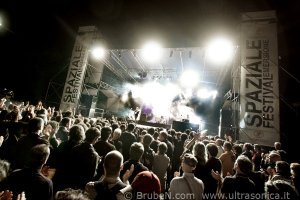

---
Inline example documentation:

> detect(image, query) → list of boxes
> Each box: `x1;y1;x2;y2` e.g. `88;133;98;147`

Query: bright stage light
206;38;234;64
91;47;106;59
197;89;218;99
142;41;162;62
180;70;199;88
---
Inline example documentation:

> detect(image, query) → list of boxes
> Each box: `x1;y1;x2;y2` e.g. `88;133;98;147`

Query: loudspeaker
218;108;239;139
172;121;199;132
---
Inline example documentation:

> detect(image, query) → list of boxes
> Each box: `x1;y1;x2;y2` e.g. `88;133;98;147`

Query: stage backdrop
239;11;280;146
59;26;97;112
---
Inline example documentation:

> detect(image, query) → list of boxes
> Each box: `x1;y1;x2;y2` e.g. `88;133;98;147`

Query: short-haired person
212;155;255;199
85;150;127;200
120;142;148;183
169;153;204;200
1;144;53;200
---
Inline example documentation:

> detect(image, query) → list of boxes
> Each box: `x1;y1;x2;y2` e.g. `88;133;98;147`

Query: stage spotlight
91;47;105;59
197;89;211;99
180;70;199;88
206;38;234;64
142;41;162;62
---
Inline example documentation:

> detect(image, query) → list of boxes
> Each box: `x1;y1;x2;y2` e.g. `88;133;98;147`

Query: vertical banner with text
59;26;97;112
239;11;280;146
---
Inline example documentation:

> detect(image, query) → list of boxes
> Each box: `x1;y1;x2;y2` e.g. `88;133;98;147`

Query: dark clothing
293;177;300;195
172;138;185;172
252;152;262;171
150;140;160;153
14;133;49;169
242;151;253;161
202;157;222;196
221;174;256;199
94;140;116;178
249;171;266;194
162;139;174;162
119;131;136;161
112;139;122;152
141;146;155;170
120;159;148;183
56;126;69;142
94;179;127;200
49;137;59;149
69;142;101;189
0;168;53;200
193;156;206;180
94;140;116;158
52;140;79;191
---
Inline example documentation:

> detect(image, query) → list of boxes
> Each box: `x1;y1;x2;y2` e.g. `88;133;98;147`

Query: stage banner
239;11;280;146
59;26;97;113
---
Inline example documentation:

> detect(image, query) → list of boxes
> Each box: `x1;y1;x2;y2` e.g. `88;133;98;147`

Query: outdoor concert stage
136;120;199;132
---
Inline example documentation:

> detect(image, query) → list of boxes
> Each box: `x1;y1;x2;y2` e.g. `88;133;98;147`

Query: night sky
1;0;300;151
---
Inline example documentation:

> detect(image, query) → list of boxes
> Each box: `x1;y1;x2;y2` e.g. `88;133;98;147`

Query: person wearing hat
169;153;204;200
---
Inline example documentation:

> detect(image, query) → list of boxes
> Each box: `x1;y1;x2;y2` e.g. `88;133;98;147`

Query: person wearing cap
169;153;204;200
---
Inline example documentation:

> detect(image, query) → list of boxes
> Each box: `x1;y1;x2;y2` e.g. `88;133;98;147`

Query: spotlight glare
91;47;105;59
180;70;199;88
206;38;234;64
142;41;162;62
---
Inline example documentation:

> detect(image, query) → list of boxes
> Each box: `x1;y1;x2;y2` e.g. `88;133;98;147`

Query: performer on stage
134;106;141;121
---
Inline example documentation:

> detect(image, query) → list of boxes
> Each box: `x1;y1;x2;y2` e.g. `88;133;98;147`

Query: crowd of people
0;98;299;200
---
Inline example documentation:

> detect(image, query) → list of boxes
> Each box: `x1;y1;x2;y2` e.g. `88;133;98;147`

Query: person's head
143;134;154;147
28;117;44;134
234;155;253;176
131;171;161;196
112;128;122;140
104;150;123;177
85;127;101;144
153;131;159;140
27;144;50;169
265;180;299;200
223;141;232;151
147;127;155;135
158;130;168;141
193;142;207;162
181;133;188;142
111;122;119;132
274;142;281;151
158;142;167;155
206;143;219;158
216;139;223;146
101;126;112;141
130;142;144;161
45;120;59;137
55;188;89;200
233;144;243;157
69;125;85;144
181;153;198;173
290;162;300;178
243;143;253;152
254;144;262;153
0;159;10;181
127;123;135;132
60;117;72;129
275;161;291;179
